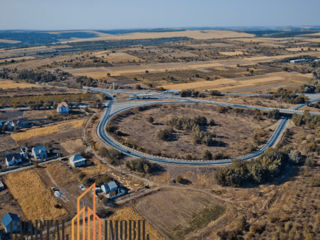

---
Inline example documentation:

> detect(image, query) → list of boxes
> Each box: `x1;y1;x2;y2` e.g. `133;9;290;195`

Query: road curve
94;89;320;166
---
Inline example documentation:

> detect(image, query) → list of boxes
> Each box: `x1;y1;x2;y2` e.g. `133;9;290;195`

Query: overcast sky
1;0;319;30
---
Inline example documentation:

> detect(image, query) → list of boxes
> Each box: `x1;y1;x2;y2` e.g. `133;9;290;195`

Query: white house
5;153;22;167
32;145;47;162
101;181;119;198
0;181;5;191
57;102;69;114
69;154;86;167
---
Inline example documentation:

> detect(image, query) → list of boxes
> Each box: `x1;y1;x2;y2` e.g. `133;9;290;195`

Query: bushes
98;147;123;165
274;88;308;104
215;148;288;187
157;128;175;141
167;116;208;130
125;158;162;174
292;111;320;129
203;150;213;160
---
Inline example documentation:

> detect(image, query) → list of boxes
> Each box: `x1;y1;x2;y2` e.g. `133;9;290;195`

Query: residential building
101;181;127;199
1;213;20;233
32;145;47;162
69;154;86;167
57;102;69;114
0;181;5;191
5;153;22;167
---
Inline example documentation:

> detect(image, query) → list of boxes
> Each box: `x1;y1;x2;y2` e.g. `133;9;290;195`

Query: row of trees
274;88;308;104
215;148;302;187
292;111;320;130
0;93;96;108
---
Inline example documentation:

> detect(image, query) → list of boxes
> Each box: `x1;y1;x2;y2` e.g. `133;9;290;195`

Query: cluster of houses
4;145;47;167
0;119;30;132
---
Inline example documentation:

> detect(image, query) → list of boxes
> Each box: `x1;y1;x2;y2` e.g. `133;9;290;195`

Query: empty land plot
11;118;86;142
0;190;24;223
60;138;85;155
0;80;41;89
5;169;68;220
108;207;164;240
135;188;225;240
109;103;276;159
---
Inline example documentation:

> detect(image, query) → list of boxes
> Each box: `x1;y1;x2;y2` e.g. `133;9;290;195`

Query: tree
203;150;213;160
147;116;154;123
289;150;303;164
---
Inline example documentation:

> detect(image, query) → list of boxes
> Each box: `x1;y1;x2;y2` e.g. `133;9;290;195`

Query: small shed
69;154;86;167
1;213;20;233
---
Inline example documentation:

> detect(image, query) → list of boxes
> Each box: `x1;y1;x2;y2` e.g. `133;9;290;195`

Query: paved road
92;88;320;166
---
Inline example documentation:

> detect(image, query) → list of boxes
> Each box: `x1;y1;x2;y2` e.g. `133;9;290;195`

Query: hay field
64;30;254;44
5;170;68;220
0;80;41;89
11;118;86;142
0;39;21;44
162;72;311;92
220;51;243;56
93;51;141;63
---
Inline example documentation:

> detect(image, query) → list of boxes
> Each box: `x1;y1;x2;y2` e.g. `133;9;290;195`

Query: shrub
157;128;175;141
215;148;287;187
125;158;162;174
203;150;213;160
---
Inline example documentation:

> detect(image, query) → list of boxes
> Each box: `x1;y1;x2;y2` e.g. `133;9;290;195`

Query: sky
0;0;319;30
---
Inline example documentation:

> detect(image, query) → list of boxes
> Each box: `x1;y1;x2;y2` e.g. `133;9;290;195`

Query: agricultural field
11;118;86;142
0;80;41;90
4;169;68;220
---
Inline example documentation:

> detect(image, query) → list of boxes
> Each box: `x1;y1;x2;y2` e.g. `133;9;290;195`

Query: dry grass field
60;138;85;155
109;103;276;159
4;169;68;220
93;51;141;63
65;30;254;44
0;80;41;89
11;118;86;142
219;51;244;56
135;188;225;240
108;207;165;240
162;72;311;92
0;39;21;44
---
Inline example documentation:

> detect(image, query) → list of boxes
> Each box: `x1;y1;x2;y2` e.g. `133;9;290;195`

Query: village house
1;213;20;233
32;145;47;162
57;102;69;114
101;181;127;199
5;153;23;167
0;181;5;191
69;154;86;167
